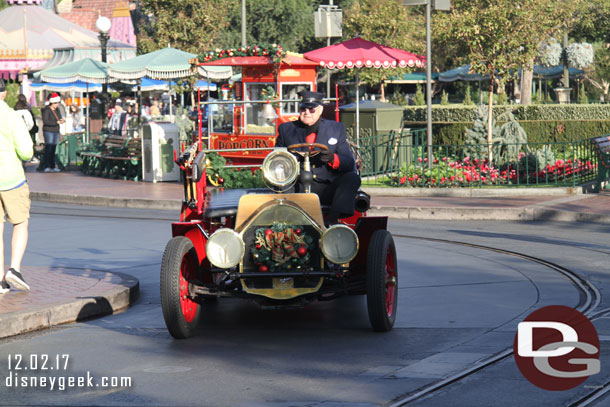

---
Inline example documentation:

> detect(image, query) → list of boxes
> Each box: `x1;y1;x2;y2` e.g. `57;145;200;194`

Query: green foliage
587;43;610;101
434;0;585;150
138;0;238;54
496;93;508;105
416;120;610;145
403;104;610;145
403;104;610;122
571;0;610;43
463;85;474;105
414;85;425;106
440;90;449;105
342;0;425;89
206;152;265;189
138;0;324;54
218;0;320;52
4;83;20;108
578;83;589;104
463;106;528;166
389;91;408;106
198;44;285;63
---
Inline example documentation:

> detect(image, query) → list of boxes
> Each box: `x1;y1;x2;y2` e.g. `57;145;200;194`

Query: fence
358;128;598;188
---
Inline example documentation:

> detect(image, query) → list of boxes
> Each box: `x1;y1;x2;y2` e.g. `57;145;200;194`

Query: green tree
571;0;610;43
218;0;321;52
342;0;425;101
138;0;238;54
578;82;589;104
435;0;581;162
586;42;610;102
413;85;425;106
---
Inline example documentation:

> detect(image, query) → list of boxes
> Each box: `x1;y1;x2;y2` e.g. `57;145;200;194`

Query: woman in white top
14;94;34;132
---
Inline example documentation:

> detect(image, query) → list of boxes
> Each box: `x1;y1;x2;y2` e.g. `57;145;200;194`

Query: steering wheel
287;142;328;159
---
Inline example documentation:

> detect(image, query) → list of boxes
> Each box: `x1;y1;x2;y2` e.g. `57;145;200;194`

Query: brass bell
261;103;278;123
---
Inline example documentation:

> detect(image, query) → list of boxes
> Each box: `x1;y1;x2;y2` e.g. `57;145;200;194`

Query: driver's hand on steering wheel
318;148;334;163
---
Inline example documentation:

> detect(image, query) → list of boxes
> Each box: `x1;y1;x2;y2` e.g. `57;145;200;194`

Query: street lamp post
403;0;450;170
96;16;111;98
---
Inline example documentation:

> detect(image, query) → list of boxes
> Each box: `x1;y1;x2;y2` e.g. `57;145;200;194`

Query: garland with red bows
197;43;285;64
251;222;314;273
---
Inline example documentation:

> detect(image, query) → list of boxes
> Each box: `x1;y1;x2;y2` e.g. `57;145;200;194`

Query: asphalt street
0;203;608;406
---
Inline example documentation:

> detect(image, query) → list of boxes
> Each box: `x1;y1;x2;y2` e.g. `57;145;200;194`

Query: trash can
340;100;406;174
141;122;180;182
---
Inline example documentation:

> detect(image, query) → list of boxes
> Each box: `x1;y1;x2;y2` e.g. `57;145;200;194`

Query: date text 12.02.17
7;354;69;371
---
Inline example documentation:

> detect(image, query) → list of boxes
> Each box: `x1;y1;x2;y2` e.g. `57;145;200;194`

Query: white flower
566;42;594;69
539;38;562;67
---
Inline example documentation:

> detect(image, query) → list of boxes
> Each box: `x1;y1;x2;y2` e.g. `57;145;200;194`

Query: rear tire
366;230;398;332
161;236;201;339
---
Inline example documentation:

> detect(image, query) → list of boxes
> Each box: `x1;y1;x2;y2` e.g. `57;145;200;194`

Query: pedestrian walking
41;93;64;172
14;94;39;164
0;79;33;293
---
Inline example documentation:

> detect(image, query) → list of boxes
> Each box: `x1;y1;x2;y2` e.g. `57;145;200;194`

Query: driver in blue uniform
276;91;361;225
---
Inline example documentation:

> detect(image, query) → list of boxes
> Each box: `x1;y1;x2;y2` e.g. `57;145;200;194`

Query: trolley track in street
23;204;609;406
388;234;603;407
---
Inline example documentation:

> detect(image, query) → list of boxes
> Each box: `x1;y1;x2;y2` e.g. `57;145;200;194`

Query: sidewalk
25;169;610;223
1;169;607;340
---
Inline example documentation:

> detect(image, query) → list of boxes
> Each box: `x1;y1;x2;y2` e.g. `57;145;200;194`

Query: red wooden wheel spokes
179;253;198;323
384;250;397;317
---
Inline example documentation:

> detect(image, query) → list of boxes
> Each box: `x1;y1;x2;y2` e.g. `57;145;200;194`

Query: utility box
340;100;404;137
340;100;408;175
141;122;180;182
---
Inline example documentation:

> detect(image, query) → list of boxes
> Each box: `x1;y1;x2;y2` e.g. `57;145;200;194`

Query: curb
368;206;610;224
361;186;584;197
30;189;608;224
0;271;139;340
30;192;182;211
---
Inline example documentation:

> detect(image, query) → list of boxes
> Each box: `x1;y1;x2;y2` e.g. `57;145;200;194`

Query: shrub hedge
402;104;610;144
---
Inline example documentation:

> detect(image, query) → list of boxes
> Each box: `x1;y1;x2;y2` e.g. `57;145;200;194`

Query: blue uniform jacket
276;119;355;183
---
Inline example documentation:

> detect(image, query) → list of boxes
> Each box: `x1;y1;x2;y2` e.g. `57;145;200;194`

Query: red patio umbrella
304;37;426;146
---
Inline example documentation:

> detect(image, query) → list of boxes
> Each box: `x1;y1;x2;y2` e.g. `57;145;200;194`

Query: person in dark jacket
276;91;361;225
41;93;64;172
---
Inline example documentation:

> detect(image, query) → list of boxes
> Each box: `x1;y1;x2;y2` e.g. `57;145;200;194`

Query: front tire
366;230;398;332
161;236;201;338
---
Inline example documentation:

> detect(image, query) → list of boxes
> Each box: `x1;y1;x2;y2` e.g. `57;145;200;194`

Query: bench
592;136;610;191
80;135;128;177
101;137;142;181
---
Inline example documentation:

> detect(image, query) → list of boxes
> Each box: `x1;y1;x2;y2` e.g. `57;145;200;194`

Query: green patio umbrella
39;58;116;138
39;58;115;84
108;47;231;116
107;47;231;80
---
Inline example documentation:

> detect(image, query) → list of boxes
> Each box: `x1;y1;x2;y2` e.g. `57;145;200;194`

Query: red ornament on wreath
259;265;269;273
295;228;303;236
297;246;307;257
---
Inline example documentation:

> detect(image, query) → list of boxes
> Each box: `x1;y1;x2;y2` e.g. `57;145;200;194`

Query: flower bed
395;154;595;187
